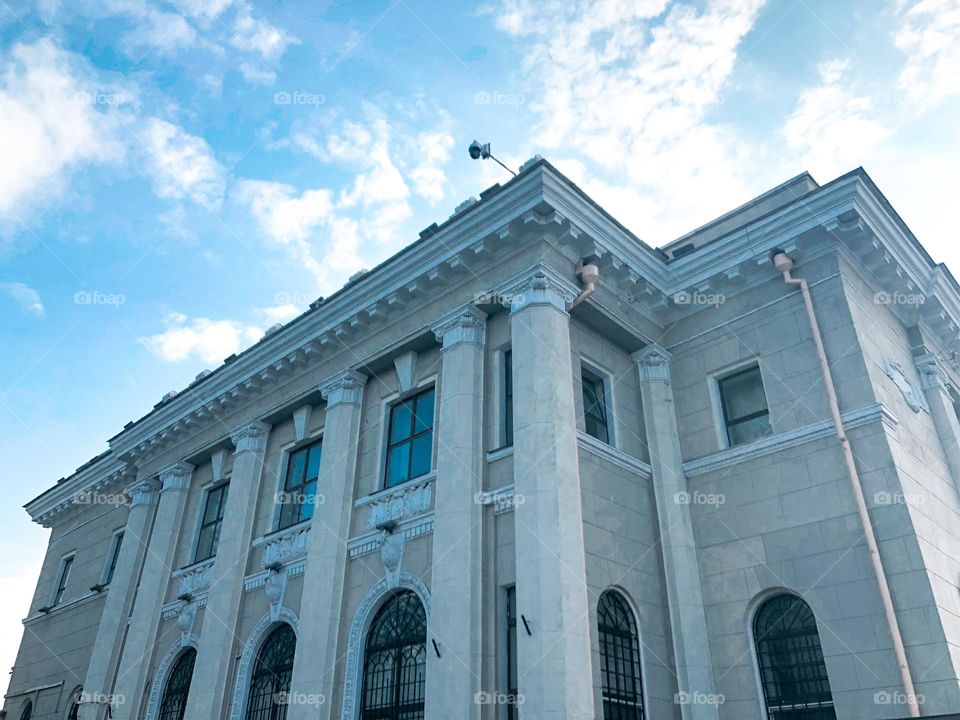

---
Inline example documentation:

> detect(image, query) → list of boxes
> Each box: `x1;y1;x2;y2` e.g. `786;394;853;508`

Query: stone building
4;158;960;720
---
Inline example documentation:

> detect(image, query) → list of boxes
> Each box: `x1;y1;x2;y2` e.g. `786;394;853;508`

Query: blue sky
1;0;958;693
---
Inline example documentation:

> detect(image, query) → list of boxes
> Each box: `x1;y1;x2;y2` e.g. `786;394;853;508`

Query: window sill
174;556;216;577
355;471;436;508
252;520;312;549
486;445;514;462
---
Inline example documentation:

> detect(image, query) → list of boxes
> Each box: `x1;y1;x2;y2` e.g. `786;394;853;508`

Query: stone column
287;370;367;720
111;461;194;720
917;354;960;491
184;421;270;720
509;268;594;720
634;345;719;720
425;305;486;720
79;475;160;720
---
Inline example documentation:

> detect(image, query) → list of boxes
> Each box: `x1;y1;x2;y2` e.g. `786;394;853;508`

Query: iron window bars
158;648;197;720
598;591;645;720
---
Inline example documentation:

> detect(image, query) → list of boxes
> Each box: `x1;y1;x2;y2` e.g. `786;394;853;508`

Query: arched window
754;595;836;719
245;624;296;720
598;590;645;720
360;590;427;720
66;686;82;720
19;701;32;720
158;648;197;720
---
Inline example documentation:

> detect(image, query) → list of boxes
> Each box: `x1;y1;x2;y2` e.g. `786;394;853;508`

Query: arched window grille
598;590;645;720
19;701;32;720
245;624;297;720
360;590;427;720
158;648;197;720
753;595;836;720
66;686;82;720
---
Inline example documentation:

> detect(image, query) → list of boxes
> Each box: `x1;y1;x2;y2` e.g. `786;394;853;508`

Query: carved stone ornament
916;353;952;392
178;559;214;598
883;356;929;413
230;421;270;454
264;569;288;622
432;306;486;348
634;344;672;384
176;601;198;646
260;525;310;568
380;531;406;588
365;480;433;530
320;369;367;408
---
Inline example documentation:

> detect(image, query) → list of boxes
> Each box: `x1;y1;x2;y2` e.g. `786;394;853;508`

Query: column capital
432;305;486;349
230;420;271;455
158;461;195;492
320;369;367;408
127;477;161;507
506;265;579;315
633;344;672;384
916;353;953;392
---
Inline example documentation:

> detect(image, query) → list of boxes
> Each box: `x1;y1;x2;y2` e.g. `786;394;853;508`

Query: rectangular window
278;439;322;530
581;367;610;444
384;387;435;488
195;483;229;562
53;556;74;606
503;350;514;447
718;365;772;446
103;532;124;585
505;586;518;720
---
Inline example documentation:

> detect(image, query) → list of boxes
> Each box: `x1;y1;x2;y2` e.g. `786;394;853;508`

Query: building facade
5;158;960;720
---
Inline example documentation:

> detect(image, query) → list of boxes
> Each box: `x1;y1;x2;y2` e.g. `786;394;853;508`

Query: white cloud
231;9;296;62
122;10;197;55
238;62;277;85
408;128;455;203
139;312;261;363
0;282;44;316
781;59;889;180
140;118;226;210
170;0;234;20
896;0;960;108
487;0;767;242
0;39;128;217
255;303;301;323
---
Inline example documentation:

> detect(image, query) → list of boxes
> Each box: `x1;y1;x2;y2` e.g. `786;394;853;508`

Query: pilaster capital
127;477;161;507
633;344;672;384
230;420;271;455
432;305;486;349
158;461;195;492
916;353;953;392
320;369;368;408
505;265;579;316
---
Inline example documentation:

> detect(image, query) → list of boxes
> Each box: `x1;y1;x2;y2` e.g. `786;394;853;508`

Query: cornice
25;453;130;528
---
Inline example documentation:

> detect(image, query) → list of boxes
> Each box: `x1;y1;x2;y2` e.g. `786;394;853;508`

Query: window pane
202;489;222;524
729;414;772;446
306;444;323;482
196;526;214;562
413;390;434;433
390;402;413;442
285;449;307;491
582;375;603;417
721;367;767;421
410;434;432;478
585;414;609;444
299;479;317;522
386;444;410;487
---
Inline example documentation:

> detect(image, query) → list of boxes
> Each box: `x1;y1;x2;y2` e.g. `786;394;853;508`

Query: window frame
580;361;615;447
714;362;771;448
380;384;437;490
501;349;514;449
193;481;230;564
51;553;75;607
275;437;323;531
597;589;646;720
100;529;124;586
502;585;518;720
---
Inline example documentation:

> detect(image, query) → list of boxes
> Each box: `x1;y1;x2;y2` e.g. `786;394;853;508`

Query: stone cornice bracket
432;305;487;349
230;420;271;455
158;461;195;492
127;477;162;507
320;369;368;408
916;353;953;392
633;344;671;385
633;344;672;385
506;265;579;315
